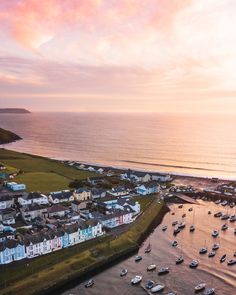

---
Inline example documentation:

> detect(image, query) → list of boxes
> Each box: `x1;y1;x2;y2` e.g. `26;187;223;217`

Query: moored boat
212;230;219;237
221;214;229;220
208;211;211;215
221;224;228;231
189;259;199;268
227;259;236;265
190;225;196;232
176;255;184;264
172;240;178;247
229;215;236;222
203;288;215;295
146;280;155;289
199;247;208;255
178;222;186;229
158;267;169;275
172;221;178;226
208;251;216;258
120;268;128;277
214;212;222;218
147;264;157;271
151;284;165;293
220;254;226;263
85;279;94;288
212;243;220;251
194;283;206;293
162;225;167;231
135;255;142;262
131;275;142;285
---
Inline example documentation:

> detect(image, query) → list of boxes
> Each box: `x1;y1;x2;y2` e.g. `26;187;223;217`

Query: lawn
0;149;96;193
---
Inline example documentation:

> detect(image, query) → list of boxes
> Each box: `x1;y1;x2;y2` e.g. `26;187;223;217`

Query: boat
172;221;178;226
189;259;199;268
199;247;208;255
178;204;183;209
212;230;219;237
171;212;175;215
173;227;181;235
120;268;128;277
214;212;222;218
203;288;215;295
230;202;235;208
131;275;142;285
194;283;206;293
145;242;152;253
172;240;178;247
229;215;236;222
162;225;167;231
147;264;156;271
176;255;184;264
151;284;165;293
178;221;186;229
208;211;211;215
135;255;142;262
221;214;229;220
189;207;193;212
190;225;196;232
221;224;228;231
182;213;186;218
208;251;216;258
215;200;221;204
220;254;226;263
146;280;155;289
227;259;236;265
221;200;228;206
85;279;94;288
158;267;169;275
212;243;220;251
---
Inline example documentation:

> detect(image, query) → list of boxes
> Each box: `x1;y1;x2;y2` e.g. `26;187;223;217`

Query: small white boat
189;259;199;268
199;247;207;255
158;267;169;275
178;221;186;229
85;279;94;288
172;240;178;247
190;225;196;232
147;264;157;271
221;224;228;231
151;284;165;293
120;268;128;276
212;230;219;237
227;259;236;265
208;251;216;258
203;288;215;295
131;275;142;285
195;283;206;293
220;254;226;263
162;225;167;231
212;243;219;251
176;255;184;264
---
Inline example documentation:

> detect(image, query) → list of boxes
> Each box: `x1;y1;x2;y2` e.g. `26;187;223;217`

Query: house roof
50;191;72;200
75;188;90;193
21;203;48;213
47;204;67;214
0;194;14;202
0;239;23;251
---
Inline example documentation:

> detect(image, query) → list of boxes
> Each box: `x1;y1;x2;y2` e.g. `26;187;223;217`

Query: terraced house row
0;219;103;264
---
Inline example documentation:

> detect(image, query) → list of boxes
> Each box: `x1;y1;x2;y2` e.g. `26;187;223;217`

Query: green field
0;149;96;193
0;198;165;295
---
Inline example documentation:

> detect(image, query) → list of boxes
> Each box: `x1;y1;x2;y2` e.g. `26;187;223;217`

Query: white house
18;192;49;206
121;170;151;183
48;190;74;204
0;195;14;209
151;173;172;182
136;181;160;195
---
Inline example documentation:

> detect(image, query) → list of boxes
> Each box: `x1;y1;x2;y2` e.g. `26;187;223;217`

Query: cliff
0;128;22;144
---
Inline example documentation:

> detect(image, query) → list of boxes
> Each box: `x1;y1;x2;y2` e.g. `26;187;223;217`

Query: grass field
0;199;165;295
0;149;96;192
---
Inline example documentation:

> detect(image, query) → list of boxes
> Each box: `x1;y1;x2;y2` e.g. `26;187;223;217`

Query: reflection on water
2;113;236;178
62;201;236;295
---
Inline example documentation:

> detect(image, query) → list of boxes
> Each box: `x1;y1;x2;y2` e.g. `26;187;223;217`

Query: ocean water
1;112;236;178
61;201;236;295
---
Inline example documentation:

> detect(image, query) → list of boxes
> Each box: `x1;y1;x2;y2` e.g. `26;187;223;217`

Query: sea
1;112;236;179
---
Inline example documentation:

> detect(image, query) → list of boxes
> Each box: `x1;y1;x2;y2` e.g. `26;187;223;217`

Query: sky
0;0;236;113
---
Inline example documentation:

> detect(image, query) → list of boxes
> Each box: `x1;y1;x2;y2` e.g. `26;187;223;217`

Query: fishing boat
189;259;199;268
221;224;228;231
131;275;142;285
203;288;215;295
85;279;94;288
229;215;236;222
135;255;142;262
172;240;178;247
120;268;128;277
146;280;155;289
221;214;229;220
220;254;226;263
214;212;222;218
151;284;165;293
194;283;206;293
221;200;228;206
162;225;167;231
212;230;219;237
227;259;236;265
212;243;220;251
178;221;186;229
145;238;152;253
176;255;184;264
208;251;216;258
173;227;181;235
199;247;208;255
147;264;156;271
158;267;169;275
172;221;178;226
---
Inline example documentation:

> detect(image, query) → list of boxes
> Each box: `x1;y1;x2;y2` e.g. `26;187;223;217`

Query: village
0;162;171;265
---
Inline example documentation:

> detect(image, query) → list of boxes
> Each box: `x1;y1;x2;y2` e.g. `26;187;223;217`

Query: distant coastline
0;108;30;114
0;128;22;145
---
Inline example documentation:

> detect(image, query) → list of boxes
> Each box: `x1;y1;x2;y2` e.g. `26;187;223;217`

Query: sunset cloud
0;0;236;112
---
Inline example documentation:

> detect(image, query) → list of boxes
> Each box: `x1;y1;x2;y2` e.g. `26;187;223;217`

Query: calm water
1;112;236;178
62;201;236;295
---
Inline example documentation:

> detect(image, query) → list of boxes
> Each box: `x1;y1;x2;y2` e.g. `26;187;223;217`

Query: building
136;181;160;195
0;208;16;225
71;200;88;212
121;170;151;183
0;239;26;264
151;173;172;182
73;188;91;201
91;188;106;199
0;195;14;209
48;190;74;204
47;204;69;218
87;176;105;186
6;182;26;192
109;186;129;197
102;198;141;216
18;192;49;206
20;204;48;222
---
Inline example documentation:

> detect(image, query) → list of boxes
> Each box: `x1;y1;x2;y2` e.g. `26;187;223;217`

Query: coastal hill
0;108;30;114
0;127;22;144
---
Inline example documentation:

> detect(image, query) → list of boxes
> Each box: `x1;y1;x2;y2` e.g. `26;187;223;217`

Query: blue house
136;181;159;195
0;239;26;264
